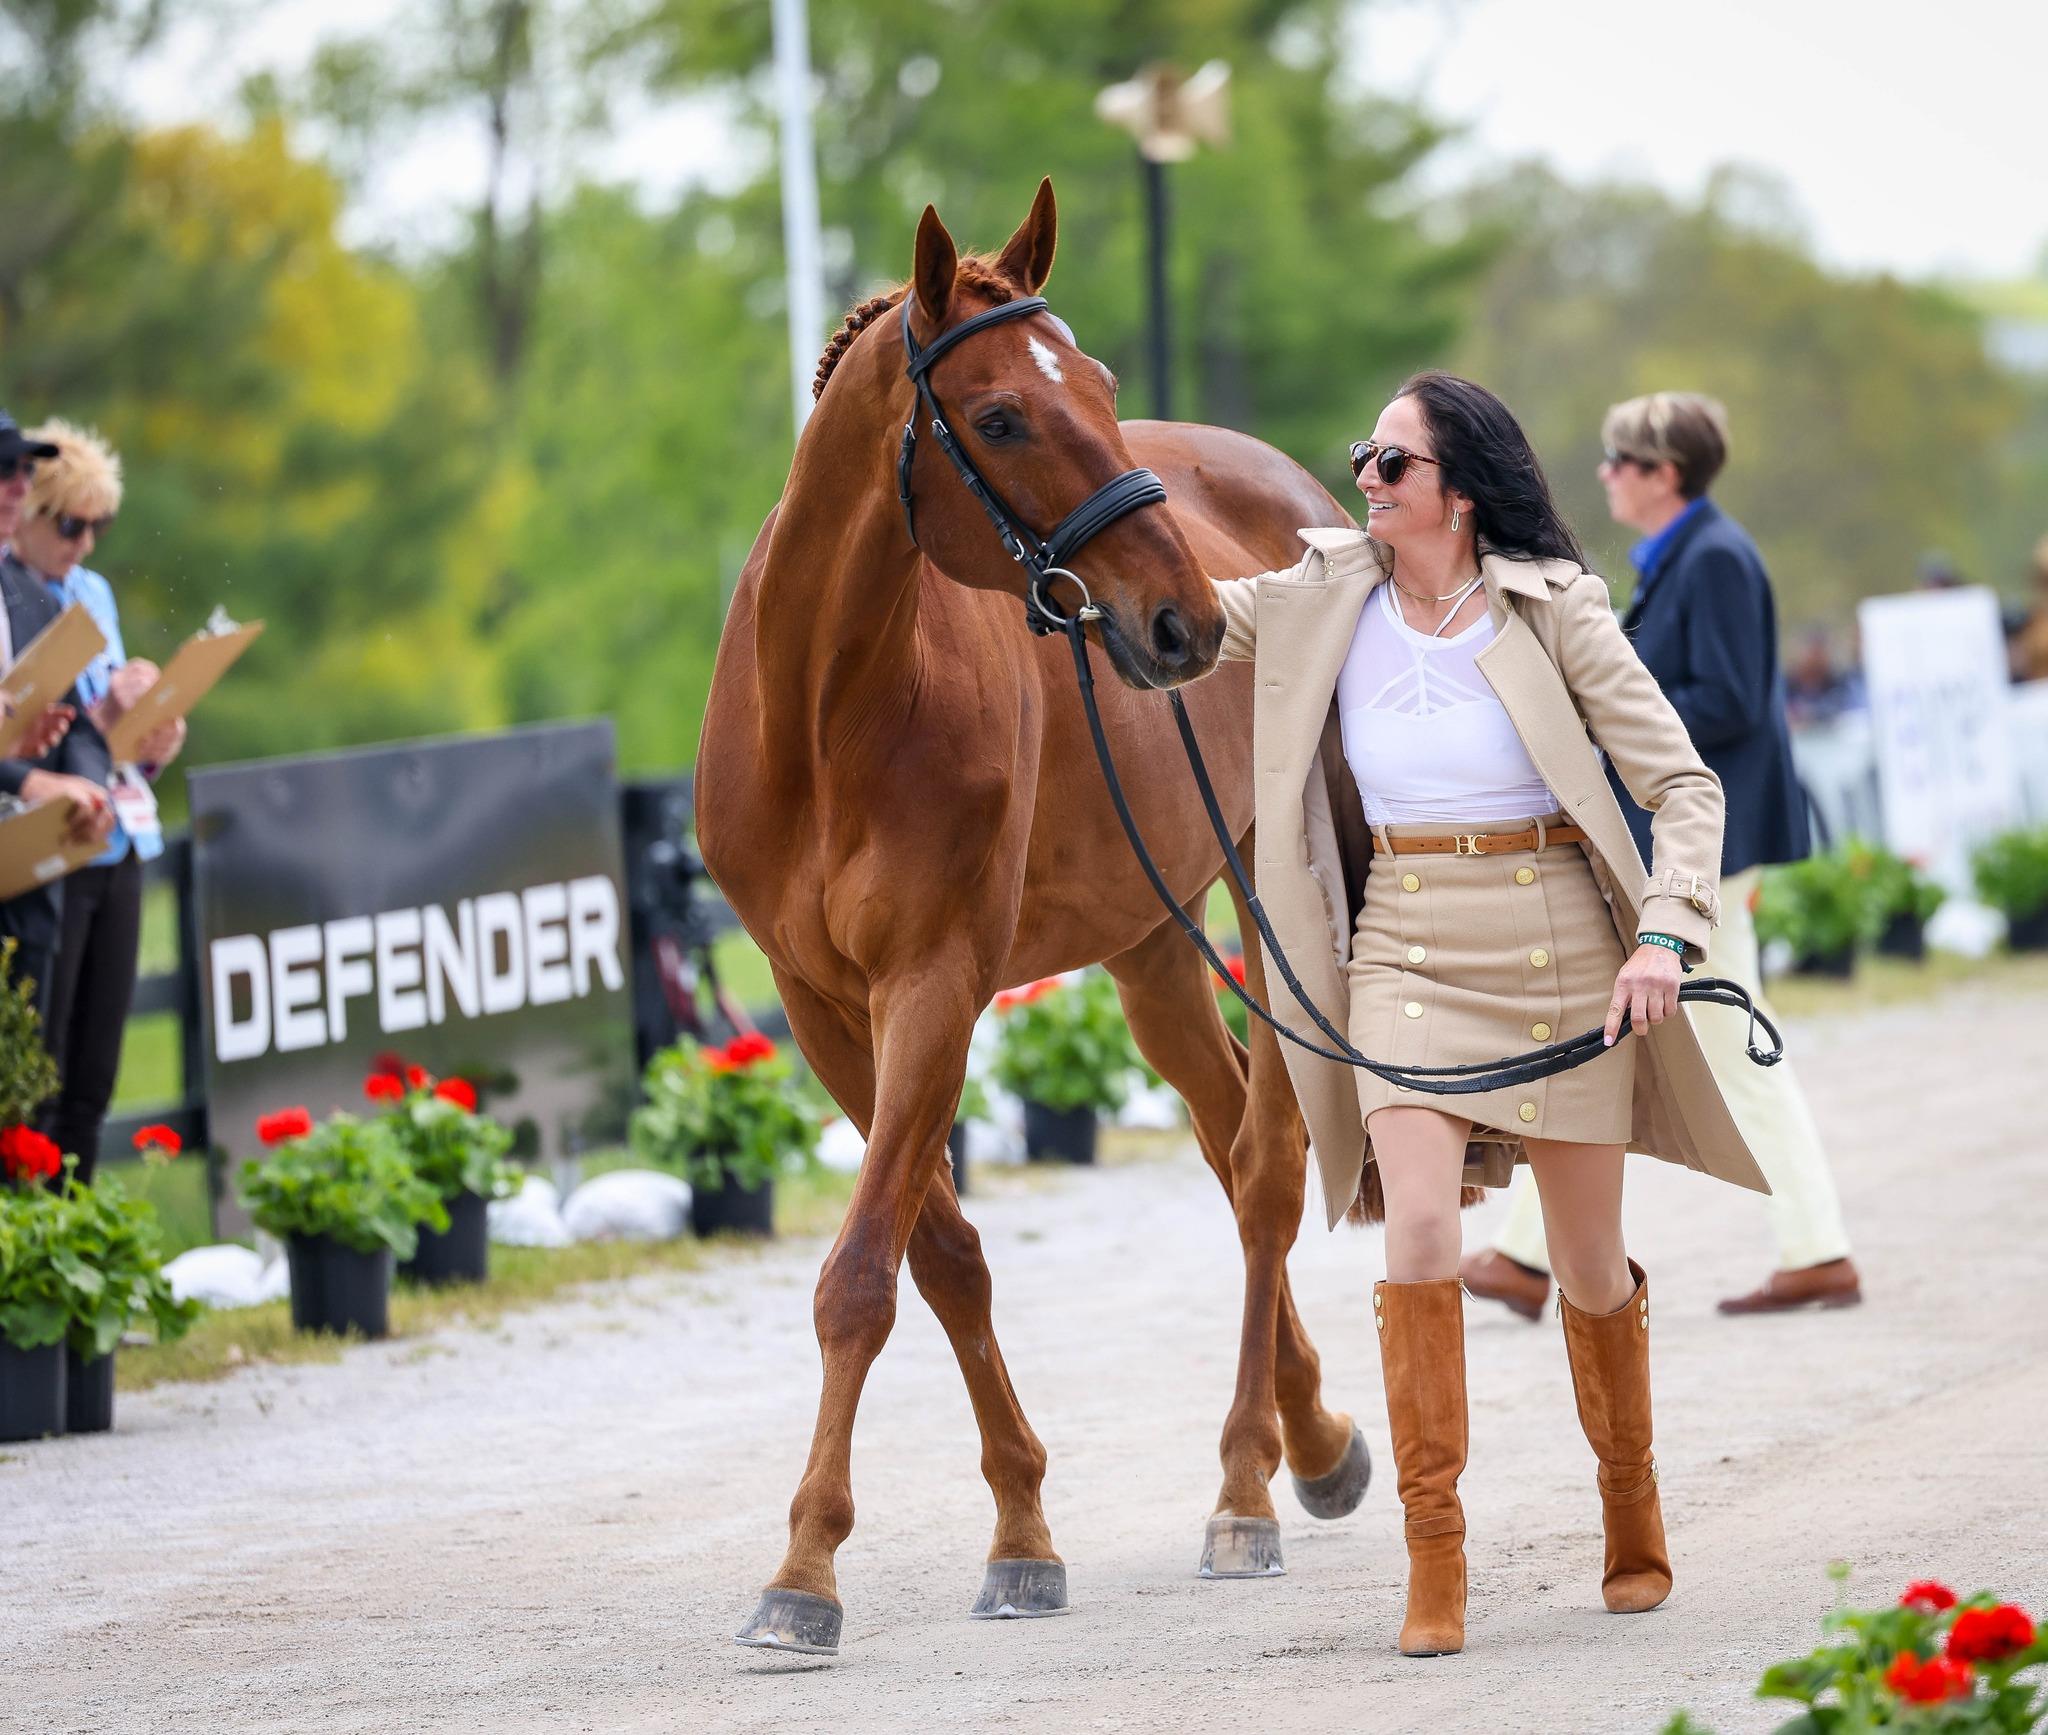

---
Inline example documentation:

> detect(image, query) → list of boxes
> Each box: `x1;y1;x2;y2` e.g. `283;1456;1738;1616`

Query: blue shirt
1626;496;1711;609
46;564;161;865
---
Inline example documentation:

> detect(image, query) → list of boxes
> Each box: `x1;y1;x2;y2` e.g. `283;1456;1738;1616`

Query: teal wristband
1636;931;1688;962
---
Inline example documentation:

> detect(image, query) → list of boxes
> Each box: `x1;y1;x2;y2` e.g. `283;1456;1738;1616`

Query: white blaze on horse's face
1027;335;1064;385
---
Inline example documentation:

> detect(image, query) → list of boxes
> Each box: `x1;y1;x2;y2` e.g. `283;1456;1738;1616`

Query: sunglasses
51;512;113;540
1601;446;1659;470
0;456;37;483
1349;440;1441;486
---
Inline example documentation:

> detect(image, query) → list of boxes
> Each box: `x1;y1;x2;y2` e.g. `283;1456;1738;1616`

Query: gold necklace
1391;570;1482;603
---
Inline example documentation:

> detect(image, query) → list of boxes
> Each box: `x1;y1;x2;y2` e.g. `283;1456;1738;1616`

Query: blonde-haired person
1;408;114;1022
11;420;183;1180
1206;372;1771;1657
1462;391;1861;1321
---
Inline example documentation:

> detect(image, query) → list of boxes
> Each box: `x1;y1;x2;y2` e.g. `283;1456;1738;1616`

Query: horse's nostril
1151;604;1191;665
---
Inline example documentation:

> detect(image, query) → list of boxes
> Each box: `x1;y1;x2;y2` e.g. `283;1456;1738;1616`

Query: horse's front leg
733;952;1006;1656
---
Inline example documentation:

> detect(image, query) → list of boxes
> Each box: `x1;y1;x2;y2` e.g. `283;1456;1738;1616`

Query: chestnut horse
698;179;1368;1657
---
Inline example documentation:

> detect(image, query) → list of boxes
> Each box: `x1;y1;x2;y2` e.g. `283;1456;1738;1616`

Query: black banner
191;721;634;1222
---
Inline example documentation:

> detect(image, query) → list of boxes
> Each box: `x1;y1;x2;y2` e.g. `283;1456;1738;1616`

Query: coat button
1406;945;1427;964
1530;1021;1552;1041
1514;866;1536;885
1518;1102;1537;1123
1529;947;1549;968
1404;1001;1424;1019
1401;872;1420;893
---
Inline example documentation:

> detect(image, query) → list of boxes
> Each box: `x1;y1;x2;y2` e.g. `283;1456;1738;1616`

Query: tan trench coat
1213;527;1772;1229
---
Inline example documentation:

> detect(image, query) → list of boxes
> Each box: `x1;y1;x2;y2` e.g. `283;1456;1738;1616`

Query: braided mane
811;256;1021;401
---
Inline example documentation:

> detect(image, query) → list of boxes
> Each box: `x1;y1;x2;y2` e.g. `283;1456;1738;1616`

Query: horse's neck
754;408;929;770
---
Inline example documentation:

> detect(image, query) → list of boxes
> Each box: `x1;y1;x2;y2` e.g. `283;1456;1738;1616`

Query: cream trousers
1491;865;1853;1273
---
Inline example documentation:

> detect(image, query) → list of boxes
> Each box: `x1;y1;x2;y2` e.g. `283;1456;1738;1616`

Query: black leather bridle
901;293;1784;1093
898;294;1168;635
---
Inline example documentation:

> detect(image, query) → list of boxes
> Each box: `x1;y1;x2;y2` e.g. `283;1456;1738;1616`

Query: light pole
772;0;828;439
1095;61;1231;423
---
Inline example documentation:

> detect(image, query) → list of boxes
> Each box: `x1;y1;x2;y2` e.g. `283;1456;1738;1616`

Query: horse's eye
976;415;1013;441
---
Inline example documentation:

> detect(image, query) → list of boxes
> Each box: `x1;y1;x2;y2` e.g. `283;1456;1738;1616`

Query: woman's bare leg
1520;1138;1633;1315
1364;1105;1472;1279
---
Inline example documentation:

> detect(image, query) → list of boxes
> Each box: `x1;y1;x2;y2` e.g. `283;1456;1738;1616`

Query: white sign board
1857;588;2016;882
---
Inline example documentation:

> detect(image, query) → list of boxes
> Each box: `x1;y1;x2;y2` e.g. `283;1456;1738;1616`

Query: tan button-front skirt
1347;815;1634;1153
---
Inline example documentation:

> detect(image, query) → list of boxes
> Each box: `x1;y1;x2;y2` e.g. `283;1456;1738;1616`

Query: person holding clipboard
1;409;115;1024
9;421;184;1178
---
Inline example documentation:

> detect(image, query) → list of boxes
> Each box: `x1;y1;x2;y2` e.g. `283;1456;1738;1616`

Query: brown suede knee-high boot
1559;1258;1672;1614
1374;1277;1467;1656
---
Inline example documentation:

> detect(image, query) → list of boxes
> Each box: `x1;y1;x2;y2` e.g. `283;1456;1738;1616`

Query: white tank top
1336;578;1561;828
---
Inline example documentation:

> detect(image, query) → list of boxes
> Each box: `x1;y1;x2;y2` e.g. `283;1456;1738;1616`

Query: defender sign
191;722;635;1219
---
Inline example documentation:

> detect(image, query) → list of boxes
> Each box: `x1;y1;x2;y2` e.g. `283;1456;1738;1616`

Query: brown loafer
1458;1248;1552;1323
1716;1257;1862;1315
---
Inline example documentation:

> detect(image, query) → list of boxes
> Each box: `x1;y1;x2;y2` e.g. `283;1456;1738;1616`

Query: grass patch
1762;948;2048;1020
117;1159;861;1394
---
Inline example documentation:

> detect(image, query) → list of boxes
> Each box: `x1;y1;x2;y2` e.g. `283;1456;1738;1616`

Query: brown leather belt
1372;821;1588;858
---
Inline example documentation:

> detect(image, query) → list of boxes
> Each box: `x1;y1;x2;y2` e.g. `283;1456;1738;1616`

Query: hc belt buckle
1454;834;1484;856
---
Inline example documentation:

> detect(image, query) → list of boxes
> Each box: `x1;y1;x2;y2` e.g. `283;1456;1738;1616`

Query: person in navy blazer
1465;392;1865;1319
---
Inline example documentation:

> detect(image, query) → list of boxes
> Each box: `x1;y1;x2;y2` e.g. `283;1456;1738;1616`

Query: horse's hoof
734;1587;843;1655
969;1558;1071;1619
1291;1423;1372;1520
1198;1514;1285;1578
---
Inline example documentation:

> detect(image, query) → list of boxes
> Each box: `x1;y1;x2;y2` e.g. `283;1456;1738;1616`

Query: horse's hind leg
1104;883;1363;1580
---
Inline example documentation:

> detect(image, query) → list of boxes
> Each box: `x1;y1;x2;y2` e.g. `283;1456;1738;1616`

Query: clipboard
0;799;105;900
0;604;107;758
102;616;266;763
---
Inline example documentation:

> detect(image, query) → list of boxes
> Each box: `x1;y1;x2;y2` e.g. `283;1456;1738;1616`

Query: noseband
898;295;1169;636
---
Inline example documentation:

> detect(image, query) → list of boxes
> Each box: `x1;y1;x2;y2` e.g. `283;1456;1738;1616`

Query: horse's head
896;180;1223;689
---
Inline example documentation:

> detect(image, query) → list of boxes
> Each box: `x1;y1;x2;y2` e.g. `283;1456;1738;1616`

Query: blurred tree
1453;165;2022;622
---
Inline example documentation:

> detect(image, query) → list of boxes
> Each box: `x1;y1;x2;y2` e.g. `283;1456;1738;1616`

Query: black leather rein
898;293;1785;1093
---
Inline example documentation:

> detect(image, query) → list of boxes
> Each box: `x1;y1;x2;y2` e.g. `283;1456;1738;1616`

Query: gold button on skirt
1347;820;1634;1152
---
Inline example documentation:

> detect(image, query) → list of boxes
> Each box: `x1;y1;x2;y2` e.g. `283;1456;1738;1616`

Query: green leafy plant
363;1067;518;1201
1971;826;2048;923
1755;849;1884;962
989;971;1146;1115
1662;1573;2046;1733
49;1169;201;1359
0;1170;75;1351
1842;839;1947;925
955;1073;992;1126
238;1113;448;1260
0;939;58;1133
630;1033;822;1193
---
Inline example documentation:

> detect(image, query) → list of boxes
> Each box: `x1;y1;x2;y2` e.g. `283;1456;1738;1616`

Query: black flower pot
1875;912;1926;961
1793;946;1857;980
691;1171;774;1238
400;1190;490;1287
1023;1100;1097;1165
286;1234;394;1339
947;1121;969;1196
0;1341;66;1443
64;1347;115;1434
2008;907;2048;952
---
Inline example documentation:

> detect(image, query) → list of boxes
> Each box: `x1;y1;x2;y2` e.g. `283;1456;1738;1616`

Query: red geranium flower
1947;1605;2036;1664
723;1032;776;1068
1212;953;1247;989
0;1124;63;1183
364;1073;405;1102
701;1044;736;1074
256;1107;314;1146
1902;1581;1959;1613
434;1077;478;1112
132;1123;183;1156
994;977;1064;1012
406;1065;431;1091
1885;1653;1974;1704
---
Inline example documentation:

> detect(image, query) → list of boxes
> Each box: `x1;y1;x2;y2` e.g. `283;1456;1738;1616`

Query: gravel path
9;978;2045;1735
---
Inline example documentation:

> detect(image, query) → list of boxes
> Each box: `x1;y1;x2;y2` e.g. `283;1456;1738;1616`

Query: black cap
0;411;60;463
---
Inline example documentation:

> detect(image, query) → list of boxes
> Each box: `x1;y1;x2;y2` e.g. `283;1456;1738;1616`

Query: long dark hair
1399;371;1587;569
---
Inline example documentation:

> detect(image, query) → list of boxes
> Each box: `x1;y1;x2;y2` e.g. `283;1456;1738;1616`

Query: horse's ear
995;177;1058;294
911;205;958;340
